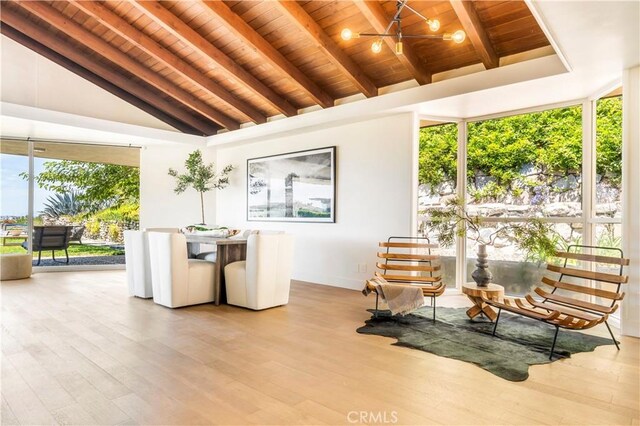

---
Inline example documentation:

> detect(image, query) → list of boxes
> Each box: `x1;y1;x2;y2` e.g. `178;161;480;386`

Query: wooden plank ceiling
0;1;550;136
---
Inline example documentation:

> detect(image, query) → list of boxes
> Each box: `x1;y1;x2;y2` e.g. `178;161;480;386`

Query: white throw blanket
363;276;425;316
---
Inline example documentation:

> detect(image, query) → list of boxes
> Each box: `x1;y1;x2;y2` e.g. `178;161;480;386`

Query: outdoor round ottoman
1;253;33;281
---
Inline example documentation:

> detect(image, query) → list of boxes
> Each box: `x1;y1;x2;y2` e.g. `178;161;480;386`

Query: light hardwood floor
1;271;638;425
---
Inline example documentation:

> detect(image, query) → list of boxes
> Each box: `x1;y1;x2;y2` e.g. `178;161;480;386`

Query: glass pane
595;96;622;217
418;123;457;287
30;142;139;267
1;142;29;255
466;105;583;218
593;224;624;313
465;222;583;296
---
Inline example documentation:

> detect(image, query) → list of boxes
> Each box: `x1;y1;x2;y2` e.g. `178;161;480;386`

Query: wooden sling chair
366;237;445;321
482;245;630;359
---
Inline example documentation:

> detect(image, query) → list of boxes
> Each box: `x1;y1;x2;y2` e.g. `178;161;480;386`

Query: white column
621;66;640;337
455;121;468;289
27;139;34;254
581;100;594;248
410;113;420;236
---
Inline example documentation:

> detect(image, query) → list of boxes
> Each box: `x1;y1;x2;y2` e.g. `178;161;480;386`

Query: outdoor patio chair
482;245;630;359
366;236;445;321
69;225;85;244
22;225;72;266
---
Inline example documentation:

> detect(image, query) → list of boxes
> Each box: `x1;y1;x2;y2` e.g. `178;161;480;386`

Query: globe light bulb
395;40;403;55
371;39;383;54
341;28;353;41
452;29;466;44
427;19;440;32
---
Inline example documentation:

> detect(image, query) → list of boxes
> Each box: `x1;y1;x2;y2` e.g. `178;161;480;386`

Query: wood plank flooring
1;271;638;425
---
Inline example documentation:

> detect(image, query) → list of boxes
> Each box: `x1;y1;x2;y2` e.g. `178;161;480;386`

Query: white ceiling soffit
417;1;639;119
0;102;206;147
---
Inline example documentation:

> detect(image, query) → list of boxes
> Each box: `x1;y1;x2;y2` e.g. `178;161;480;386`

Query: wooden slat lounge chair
366;237;445;321
482;245;630;359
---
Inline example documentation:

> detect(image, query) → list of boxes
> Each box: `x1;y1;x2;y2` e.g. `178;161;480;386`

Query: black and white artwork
247;147;336;222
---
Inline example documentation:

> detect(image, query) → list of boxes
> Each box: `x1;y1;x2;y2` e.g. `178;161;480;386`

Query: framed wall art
247;146;336;222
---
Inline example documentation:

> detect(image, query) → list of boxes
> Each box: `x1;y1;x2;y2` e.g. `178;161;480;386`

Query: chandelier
341;0;466;55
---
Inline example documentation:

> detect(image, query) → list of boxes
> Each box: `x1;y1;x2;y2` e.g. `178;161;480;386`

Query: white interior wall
0;35;175;131
140;145;217;228
621;65;640;338
215;113;416;290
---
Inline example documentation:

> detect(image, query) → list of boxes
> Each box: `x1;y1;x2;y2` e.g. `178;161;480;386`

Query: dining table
183;233;247;305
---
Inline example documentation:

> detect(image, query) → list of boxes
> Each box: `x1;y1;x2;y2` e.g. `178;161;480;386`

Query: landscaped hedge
419;97;622;201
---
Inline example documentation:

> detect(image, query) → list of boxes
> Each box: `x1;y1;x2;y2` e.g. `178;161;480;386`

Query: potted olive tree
168;150;234;225
429;198;558;286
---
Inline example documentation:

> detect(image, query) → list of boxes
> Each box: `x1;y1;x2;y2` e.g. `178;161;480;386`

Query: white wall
215;113;416;289
140;145;218;228
0;35;175;131
621;65;640;338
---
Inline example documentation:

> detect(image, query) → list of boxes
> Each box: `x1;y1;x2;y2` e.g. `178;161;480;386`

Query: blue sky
1;154;56;217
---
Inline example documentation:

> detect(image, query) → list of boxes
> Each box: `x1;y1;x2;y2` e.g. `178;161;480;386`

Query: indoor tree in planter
429;198;558;287
168;150;234;225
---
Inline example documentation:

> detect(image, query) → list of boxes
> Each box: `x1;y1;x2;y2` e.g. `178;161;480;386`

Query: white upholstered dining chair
147;232;215;308
224;233;294;310
124;228;180;298
124;230;153;298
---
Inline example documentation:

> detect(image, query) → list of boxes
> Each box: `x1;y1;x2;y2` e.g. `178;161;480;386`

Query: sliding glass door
0;141;30;254
0;139;140;268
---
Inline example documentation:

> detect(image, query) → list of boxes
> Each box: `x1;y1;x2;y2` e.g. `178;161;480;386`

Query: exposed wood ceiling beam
0;23;203;136
449;0;499;69
274;0;378;98
0;6;219;136
132;0;297;117
201;0;334;109
14;0;240;131
353;1;432;85
71;0;266;125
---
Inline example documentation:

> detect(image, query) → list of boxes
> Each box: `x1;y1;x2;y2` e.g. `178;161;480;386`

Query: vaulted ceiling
0;1;551;136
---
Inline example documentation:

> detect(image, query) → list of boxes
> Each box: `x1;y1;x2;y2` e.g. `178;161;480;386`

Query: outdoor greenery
26;161;139;213
0;241;123;257
595;97;623;185
42;191;85;218
169;149;234;224
419;97;623;198
429;197;558;262
20;159;141;245
92;203;139;223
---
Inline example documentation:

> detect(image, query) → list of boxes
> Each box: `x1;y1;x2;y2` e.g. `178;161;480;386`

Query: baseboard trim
34;264;125;273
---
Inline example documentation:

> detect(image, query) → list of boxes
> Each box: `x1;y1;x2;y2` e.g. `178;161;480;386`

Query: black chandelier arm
403;3;428;21
358;33;445;40
398;34;445;40
385;0;408;34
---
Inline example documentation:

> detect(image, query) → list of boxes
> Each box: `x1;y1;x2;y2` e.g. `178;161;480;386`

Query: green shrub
86;220;101;238
418;123;457;193
512;187;524;198
94;203;139;222
108;224;120;242
470;181;506;202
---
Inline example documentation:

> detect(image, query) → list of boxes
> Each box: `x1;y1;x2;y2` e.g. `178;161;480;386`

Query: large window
418;122;457;287
1;139;139;267
595;96;623;219
465;105;583;295
418;93;623;296
1;142;29;253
